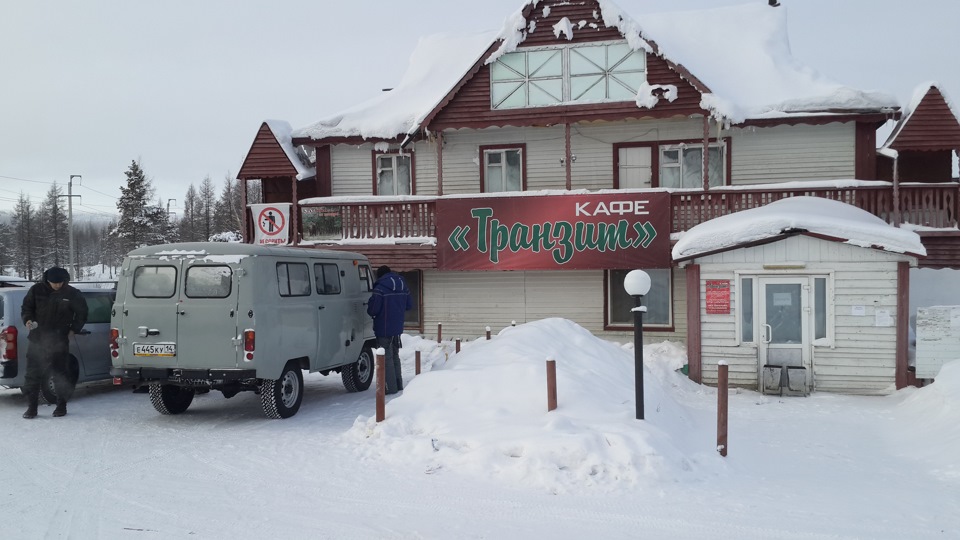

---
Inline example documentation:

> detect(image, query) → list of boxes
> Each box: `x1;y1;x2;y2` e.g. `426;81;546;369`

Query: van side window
185;266;232;298
277;263;311;297
133;266;177;298
314;263;342;295
358;265;374;292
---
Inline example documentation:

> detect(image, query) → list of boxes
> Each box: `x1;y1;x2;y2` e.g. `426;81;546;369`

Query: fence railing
298;183;958;242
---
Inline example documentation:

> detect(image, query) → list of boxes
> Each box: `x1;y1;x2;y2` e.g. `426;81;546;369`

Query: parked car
110;242;377;419
0;280;117;403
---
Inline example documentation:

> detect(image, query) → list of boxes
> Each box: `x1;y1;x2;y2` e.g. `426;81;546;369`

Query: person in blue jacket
367;265;413;394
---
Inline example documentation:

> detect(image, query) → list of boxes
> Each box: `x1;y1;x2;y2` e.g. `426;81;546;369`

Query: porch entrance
758;277;812;394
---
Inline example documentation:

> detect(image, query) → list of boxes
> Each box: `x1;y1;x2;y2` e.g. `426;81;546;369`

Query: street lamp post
68;175;82;278
624;270;651;420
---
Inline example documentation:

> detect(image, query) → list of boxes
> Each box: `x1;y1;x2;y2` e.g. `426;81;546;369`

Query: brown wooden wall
890;88;960;152
238;123;299;179
304;244;436;272
918;231;960;269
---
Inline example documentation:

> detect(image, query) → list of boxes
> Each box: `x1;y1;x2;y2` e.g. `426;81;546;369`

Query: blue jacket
367;272;413;337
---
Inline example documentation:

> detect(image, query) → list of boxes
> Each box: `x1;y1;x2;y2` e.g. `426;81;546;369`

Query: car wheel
260;361;303;419
341;346;374;393
149;383;195;415
38;357;81;404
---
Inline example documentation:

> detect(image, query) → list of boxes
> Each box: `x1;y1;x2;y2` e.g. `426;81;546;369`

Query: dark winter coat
367;272;412;338
21;281;89;345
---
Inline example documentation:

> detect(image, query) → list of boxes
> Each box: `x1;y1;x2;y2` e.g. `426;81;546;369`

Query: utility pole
167;198;177;218
65;175;82;278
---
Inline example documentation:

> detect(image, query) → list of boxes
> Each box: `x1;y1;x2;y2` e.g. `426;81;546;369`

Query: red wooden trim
478;143;527;192
437;132;444;197
855;122;878;179
896;261;910;389
565;123;572;190
686;264;702;383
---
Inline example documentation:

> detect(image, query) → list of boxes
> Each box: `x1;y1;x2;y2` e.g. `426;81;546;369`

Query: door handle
318;306;326;310
77;329;91;335
762;323;772;344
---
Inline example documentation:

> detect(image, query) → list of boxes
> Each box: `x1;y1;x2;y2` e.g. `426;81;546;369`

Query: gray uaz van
110;242;377;418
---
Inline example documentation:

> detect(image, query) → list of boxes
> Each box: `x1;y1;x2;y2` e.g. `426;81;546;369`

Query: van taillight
110;328;119;358
2;326;17;361
243;330;255;360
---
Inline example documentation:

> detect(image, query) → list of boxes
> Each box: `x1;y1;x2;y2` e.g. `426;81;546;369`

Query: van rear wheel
342;346;374;392
260;361;303;419
149;384;195;415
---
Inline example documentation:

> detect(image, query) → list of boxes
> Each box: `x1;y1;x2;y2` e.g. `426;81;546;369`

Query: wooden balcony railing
670;183;958;232
300;200;437;241
297;183;958;242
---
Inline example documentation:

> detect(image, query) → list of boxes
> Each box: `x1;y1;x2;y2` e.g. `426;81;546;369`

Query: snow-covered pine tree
39;182;69;270
111;160;165;255
199;175;216;241
212;174;242;241
11;193;37;280
177;184;201;242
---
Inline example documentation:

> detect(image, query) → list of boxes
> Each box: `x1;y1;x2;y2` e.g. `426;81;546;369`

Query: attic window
491;41;646;109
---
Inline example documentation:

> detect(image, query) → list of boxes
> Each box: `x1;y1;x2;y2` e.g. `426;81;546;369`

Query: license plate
133;343;176;356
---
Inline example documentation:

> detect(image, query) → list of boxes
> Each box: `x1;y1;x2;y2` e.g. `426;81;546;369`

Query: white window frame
483;148;524;193
491;41;646;109
659;143;726;189
376;154;412;196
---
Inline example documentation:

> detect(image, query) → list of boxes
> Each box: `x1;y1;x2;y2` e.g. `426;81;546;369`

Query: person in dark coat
366;265;413;394
20;266;88;419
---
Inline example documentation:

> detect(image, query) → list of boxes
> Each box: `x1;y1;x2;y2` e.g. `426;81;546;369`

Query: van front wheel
260;362;303;419
149;384;195;415
342;346;374;393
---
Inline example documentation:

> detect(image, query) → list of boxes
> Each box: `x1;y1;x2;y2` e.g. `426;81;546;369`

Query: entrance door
758;277;811;371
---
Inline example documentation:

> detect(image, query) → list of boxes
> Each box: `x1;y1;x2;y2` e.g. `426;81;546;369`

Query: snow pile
891;359;960;480
343;318;708;493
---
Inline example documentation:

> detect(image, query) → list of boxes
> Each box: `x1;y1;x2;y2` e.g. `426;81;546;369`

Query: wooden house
236;0;960;393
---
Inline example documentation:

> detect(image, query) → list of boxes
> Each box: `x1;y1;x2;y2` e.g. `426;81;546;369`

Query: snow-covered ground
3;317;958;539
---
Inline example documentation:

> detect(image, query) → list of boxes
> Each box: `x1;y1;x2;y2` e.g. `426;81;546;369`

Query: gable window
491;42;646;109
481;145;525;193
659;143;725;189
606;268;672;328
376;154;412;196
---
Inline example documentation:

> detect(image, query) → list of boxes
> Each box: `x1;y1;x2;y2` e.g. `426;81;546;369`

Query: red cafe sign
436;192;670;270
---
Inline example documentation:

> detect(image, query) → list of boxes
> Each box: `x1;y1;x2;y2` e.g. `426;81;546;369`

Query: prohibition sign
257;207;286;236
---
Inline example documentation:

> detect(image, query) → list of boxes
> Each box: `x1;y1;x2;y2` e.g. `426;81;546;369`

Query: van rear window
185;266;232;298
133;266;177;298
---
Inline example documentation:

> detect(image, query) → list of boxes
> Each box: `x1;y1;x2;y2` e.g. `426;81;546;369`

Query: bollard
455;338;461;353
437;322;442;343
415;349;421;375
485;326;491;340
546;358;557;412
376;352;386;422
717;361;728;457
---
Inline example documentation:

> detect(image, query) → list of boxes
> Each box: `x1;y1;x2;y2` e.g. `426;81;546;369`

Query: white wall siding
331;144;374;196
729;123;856;184
413;142;439;196
422;269;686;344
690;235;913;395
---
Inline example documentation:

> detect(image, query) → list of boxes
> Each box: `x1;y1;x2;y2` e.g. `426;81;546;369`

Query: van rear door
178;263;239;369
121;261;181;369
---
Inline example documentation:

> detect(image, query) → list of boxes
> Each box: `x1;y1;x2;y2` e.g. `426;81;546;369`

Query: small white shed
674;197;927;395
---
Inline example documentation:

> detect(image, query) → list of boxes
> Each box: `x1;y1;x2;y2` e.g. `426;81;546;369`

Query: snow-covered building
236;0;960;394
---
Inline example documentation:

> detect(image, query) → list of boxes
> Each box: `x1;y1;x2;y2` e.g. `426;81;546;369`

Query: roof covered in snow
293;1;898;142
671;196;927;260
264;120;316;180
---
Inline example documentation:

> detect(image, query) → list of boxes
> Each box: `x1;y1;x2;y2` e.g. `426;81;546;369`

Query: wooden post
415;349;421;375
376;352;385;422
455;338;461;353
437;322;442;342
717;361;728;457
485;326;491;340
546;358;557;412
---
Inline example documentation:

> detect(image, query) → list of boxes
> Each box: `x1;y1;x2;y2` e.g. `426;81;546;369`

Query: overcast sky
1;0;958;217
